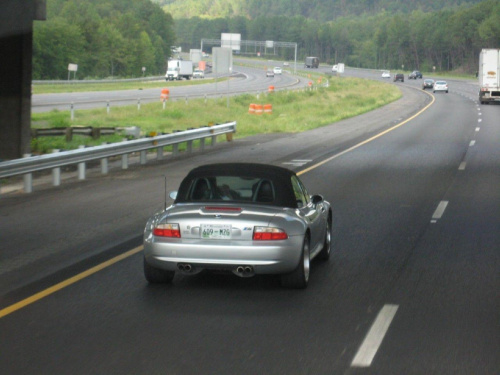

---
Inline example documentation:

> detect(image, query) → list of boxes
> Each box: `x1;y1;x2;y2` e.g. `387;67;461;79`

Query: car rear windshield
182;176;276;204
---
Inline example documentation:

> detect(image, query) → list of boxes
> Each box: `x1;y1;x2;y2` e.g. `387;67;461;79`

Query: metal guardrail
0;122;236;193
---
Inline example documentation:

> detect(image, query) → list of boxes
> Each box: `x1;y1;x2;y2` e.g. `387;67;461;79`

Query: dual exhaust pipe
235;265;254;277
177;263;255;277
177;263;193;272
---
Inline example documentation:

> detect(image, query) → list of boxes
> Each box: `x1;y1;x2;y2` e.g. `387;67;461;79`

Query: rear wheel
281;236;310;289
144;257;175;284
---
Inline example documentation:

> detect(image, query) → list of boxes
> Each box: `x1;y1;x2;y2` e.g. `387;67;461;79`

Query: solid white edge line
432;201;449;220
351;304;399;367
459;161;466;170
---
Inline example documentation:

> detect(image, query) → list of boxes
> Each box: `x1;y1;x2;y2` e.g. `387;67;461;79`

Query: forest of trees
33;0;500;79
155;0;484;23
173;0;500;73
32;0;175;79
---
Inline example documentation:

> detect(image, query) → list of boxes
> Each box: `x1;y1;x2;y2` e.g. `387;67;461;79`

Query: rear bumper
144;235;304;274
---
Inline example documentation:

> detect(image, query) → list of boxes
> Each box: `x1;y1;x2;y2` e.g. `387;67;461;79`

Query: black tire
144;257;175;284
317;219;331;261
281;236;310;289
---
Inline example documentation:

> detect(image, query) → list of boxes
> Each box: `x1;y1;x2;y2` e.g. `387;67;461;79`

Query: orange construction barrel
268;85;275;93
160;88;170;101
255;104;263;115
248;103;256;114
264;104;273;114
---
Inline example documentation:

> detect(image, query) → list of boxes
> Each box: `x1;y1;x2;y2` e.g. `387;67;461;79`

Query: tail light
253;227;288;240
153;223;181;238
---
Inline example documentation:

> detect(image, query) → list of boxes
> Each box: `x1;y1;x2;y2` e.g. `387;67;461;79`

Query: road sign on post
68;63;78;80
213;47;233;75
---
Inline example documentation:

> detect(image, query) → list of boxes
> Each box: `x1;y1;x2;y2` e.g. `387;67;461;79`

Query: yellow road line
0;246;143;319
298;91;435;176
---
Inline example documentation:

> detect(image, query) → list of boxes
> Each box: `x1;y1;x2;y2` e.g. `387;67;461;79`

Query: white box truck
478;49;500;104
166;59;193;81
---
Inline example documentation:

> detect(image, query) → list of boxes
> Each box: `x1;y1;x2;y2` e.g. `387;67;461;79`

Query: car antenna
164;175;168;210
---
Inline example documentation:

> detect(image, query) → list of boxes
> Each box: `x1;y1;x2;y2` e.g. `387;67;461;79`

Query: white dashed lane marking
282;159;312;167
351;304;399;367
431;200;449;223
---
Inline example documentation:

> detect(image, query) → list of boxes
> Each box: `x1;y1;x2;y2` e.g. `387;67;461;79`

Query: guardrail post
187;140;193;153
23;154;33;193
107;101;110;115
211;135;217;146
77;145;86;180
65;127;73;141
140;150;147;165
52;149;61;186
101;143;109;174
200;138;205;152
157;147;163;160
137;98;141;111
185;95;188;105
172;144;179;156
122;154;128;169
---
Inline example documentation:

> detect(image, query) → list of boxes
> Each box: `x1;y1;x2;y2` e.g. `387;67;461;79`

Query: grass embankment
31;76;402;154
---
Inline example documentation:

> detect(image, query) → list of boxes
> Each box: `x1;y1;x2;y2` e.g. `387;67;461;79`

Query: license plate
201;224;232;239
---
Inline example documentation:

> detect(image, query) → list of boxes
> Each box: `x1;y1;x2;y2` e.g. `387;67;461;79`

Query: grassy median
31;76;401;154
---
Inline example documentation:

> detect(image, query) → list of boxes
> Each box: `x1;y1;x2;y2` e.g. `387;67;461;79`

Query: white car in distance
193;69;204;79
433;80;448;93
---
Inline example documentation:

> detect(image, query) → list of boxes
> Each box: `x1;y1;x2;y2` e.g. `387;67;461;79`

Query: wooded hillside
172;0;500;73
33;0;175;79
154;0;484;22
33;0;499;79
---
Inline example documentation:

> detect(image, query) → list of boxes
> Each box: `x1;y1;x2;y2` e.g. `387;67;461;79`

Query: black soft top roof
175;163;298;207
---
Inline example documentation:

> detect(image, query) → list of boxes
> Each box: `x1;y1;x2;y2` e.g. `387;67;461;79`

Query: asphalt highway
1;69;498;374
31;65;305;112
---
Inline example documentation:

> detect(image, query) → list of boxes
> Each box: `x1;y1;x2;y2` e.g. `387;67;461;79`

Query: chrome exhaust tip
233;265;255;278
178;263;193;273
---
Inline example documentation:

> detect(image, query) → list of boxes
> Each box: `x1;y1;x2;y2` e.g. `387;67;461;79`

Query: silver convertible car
143;163;332;288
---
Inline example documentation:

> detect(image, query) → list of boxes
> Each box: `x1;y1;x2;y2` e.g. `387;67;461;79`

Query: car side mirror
311;194;324;205
169;191;178;200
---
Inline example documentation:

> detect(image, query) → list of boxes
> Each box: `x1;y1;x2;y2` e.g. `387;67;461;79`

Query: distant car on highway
193;69;204;79
409;70;423;79
433;80;448;93
143;163;332;289
283;62;289;67
422;79;434;90
266;70;275;77
273;67;282;75
381;70;391;78
394;73;404;82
